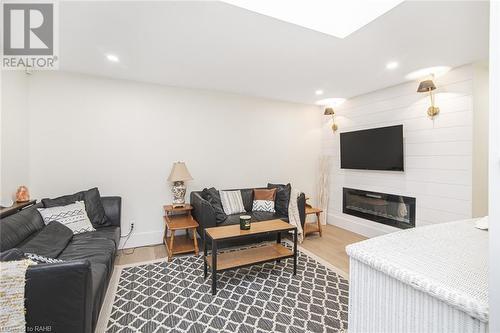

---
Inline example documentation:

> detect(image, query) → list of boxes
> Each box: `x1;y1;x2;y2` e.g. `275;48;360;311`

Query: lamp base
331;123;338;132
427;106;440;118
171;181;186;207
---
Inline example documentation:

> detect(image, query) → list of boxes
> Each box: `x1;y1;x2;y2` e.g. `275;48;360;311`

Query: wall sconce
417;79;439;119
324;107;338;132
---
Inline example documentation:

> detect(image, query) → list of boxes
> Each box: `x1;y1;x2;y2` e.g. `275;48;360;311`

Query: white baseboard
120;213;397;248
327;212;399;238
119;230;164;249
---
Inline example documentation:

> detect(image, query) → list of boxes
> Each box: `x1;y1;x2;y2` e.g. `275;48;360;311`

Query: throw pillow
268;183;291;216
42;191;84;208
252;188;277;212
19;221;73;258
220;190;246;215
24;253;65;264
83;188;109;227
42;188;109;228
201;188;227;223
37;201;96;235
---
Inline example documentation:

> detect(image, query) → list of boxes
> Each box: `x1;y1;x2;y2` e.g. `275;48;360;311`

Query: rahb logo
2;1;59;70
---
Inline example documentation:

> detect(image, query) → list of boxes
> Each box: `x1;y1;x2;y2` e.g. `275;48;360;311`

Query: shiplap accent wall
322;65;475;237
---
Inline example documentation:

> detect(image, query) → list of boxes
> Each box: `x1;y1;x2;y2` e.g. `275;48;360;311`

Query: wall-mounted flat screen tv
340;125;404;171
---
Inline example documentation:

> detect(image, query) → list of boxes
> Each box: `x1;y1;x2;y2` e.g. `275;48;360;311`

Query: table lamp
167;162;193;208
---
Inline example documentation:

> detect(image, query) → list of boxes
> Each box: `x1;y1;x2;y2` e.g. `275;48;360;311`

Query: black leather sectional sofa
191;186;306;247
0;196;121;333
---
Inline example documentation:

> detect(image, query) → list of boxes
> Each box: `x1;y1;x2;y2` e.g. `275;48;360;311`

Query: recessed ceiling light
405;66;451;80
315;98;346;107
386;61;399;70
315;90;324;96
221;0;403;39
106;54;119;63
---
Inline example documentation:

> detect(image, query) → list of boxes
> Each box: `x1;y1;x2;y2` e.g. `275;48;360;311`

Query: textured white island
346;219;488;333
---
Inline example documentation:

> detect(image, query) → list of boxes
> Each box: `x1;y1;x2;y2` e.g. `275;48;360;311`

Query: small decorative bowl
239;215;251;230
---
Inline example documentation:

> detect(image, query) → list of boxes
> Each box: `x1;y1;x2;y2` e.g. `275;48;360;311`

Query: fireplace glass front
343;188;416;229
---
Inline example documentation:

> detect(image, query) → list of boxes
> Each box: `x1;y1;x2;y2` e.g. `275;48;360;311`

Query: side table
0;200;37;219
304;206;323;237
163;204;199;261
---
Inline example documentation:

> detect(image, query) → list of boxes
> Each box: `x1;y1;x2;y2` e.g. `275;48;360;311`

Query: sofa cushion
72;226;120;249
0;206;45;251
252;211;287;222
268;183;291;216
19;221;73;258
57;236;116;269
201;187;227;224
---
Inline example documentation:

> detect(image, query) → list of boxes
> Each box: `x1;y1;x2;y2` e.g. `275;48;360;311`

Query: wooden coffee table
203;219;298;295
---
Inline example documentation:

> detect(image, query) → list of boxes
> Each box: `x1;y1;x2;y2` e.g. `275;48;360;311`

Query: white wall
489;2;500;332
322;65;482;237
23;71;321;247
0;71;30;203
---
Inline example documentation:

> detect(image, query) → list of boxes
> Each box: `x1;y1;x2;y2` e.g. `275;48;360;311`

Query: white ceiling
220;0;404;39
59;1;489;105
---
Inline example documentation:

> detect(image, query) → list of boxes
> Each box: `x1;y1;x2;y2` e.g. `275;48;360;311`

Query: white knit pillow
38;201;95;235
220;190;246;215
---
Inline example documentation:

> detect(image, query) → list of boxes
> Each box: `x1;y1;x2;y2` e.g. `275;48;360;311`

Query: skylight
222;0;404;39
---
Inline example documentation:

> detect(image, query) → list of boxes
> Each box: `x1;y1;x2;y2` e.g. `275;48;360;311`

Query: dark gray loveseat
0;195;121;333
191;186;305;247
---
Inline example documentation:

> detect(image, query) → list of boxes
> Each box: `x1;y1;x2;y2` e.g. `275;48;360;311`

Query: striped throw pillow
220;190;246;215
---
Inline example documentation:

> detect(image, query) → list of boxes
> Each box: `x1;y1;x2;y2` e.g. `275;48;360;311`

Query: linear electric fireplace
343;188;415;229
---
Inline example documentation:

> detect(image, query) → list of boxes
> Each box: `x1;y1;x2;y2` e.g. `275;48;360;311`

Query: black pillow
42;188;109;228
268;183;291;216
83;188;109;227
19;221;73;258
42;191;84;208
201;187;227;224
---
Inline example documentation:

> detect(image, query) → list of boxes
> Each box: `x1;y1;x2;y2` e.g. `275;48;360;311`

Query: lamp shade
167;162;193;182
324;107;335;115
417;80;436;93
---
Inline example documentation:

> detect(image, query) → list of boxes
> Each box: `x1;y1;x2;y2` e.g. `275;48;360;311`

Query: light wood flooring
115;224;366;277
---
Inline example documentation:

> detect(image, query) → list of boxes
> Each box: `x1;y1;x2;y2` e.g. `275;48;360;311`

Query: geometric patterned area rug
98;243;349;333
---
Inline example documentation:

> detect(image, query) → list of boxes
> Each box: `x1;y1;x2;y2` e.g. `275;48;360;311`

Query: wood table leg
316;212;323;237
168;230;175;261
163;225;168;251
193;228;199;256
212;239;217;295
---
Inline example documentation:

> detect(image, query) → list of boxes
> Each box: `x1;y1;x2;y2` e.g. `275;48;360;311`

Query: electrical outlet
130;221;135;232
